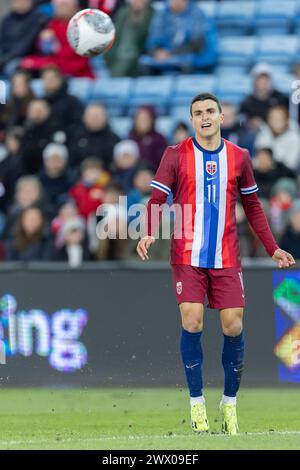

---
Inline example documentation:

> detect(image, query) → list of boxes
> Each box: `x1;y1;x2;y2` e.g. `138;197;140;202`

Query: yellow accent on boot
220;401;238;435
191;403;209;433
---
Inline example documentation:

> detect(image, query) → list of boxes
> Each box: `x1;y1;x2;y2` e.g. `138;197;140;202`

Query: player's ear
220;112;225;124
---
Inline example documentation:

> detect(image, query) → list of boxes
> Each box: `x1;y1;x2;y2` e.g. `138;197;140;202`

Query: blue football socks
180;328;203;398
222;332;244;397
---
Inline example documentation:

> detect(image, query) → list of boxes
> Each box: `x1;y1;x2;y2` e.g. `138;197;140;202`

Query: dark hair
14;205;46;252
255;147;274;159
190;93;222;116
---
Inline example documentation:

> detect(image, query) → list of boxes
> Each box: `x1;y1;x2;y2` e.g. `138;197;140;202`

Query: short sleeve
150;146;178;196
238;149;259;196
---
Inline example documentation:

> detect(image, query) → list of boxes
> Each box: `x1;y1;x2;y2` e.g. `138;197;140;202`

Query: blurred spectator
41;65;83;134
112;140;140;193
127;167;153;209
129;106;167;170
280;199;300;259
139;0;217;73
39;143;74;210
253;148;296;199
69;157;110;220
0;70;35;128
255;105;300;172
79;0;124;16
4;174;52;238
5;205;50;261
69;103;120;169
51;199;80;248
51;215;91;266
21;98;64;173
0;0;48;76
21;0;94;78
240;64;289;130
95;183;128;260
0;128;24;213
221;102;255;155
172;121;190;144
269;178;298;239
105;0;154;77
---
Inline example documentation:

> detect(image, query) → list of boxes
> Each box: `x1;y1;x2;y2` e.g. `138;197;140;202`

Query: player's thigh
171;264;208;305
220;307;244;336
207;267;245;310
179;302;204;332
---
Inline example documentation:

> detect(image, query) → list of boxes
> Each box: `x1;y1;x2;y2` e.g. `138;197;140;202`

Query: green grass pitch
0;388;299;450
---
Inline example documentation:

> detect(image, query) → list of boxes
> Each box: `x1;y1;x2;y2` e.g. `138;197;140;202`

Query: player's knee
222;321;243;337
182;316;203;333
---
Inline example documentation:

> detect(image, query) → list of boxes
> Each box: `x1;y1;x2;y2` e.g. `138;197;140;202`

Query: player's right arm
136;146;178;261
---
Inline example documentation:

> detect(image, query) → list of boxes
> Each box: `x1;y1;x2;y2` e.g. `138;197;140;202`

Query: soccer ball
67;9;115;57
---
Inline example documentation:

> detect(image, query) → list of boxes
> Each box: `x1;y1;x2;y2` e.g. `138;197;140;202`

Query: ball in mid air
67;9;115;57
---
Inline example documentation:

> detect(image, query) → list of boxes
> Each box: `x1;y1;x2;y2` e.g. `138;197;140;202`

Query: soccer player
136;93;295;435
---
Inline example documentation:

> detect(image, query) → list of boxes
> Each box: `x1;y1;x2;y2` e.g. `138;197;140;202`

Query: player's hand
272;248;296;268
136;236;156;261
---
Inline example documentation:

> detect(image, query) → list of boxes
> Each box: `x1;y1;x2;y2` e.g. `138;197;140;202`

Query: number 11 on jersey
208;184;216;203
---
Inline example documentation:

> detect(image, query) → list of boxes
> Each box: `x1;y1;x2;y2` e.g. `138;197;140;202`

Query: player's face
190;100;224;139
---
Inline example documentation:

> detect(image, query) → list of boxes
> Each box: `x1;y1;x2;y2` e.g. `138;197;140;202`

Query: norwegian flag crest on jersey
206;161;217;175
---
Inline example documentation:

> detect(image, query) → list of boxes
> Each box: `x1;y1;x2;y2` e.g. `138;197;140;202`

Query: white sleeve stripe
240;184;258;191
151;180;171;192
150;182;170;195
240;187;259;195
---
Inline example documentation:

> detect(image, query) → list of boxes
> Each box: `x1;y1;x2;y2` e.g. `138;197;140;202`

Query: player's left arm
239;150;295;269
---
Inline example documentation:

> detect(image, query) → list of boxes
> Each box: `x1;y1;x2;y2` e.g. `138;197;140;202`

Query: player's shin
222;332;244;400
180;328;208;432
180;328;203;398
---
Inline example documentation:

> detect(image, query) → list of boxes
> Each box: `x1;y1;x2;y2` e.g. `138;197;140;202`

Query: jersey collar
192;137;224;154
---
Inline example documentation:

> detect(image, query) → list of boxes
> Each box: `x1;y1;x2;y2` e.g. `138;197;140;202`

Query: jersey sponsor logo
206;161;217;175
176;281;182;295
206;176;217;181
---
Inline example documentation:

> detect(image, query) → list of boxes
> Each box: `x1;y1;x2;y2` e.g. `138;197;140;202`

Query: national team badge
176;281;182;295
206;161;217;175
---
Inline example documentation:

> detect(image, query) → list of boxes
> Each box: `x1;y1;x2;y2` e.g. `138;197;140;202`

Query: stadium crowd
0;0;299;265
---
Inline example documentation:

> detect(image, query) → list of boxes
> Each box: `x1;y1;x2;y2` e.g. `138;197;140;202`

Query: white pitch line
0;431;300;447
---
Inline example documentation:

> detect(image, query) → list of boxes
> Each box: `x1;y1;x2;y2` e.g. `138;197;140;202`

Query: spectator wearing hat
51;215;91;267
39;143;74;211
51;199;80;249
69;158;110;220
111;140;140;193
129;106;167;171
255;105;300;171
280;199;300;259
240;63;289;130
253;148;296;199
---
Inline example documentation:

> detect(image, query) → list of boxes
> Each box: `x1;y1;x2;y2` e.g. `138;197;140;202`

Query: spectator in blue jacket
139;0;217;74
